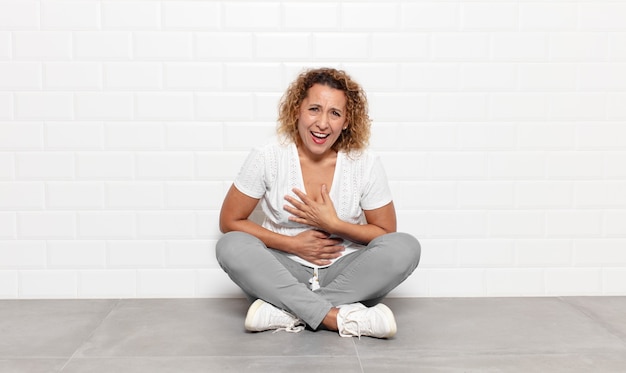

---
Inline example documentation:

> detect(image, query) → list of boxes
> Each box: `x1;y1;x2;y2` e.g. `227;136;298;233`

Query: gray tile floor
1;297;626;372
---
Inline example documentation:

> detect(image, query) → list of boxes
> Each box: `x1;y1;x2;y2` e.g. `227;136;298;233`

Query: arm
219;184;345;265
284;185;397;245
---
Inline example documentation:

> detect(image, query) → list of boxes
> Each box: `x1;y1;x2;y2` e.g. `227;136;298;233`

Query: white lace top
234;142;393;268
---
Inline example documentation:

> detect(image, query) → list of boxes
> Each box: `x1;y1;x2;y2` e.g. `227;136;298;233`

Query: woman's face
296;83;347;160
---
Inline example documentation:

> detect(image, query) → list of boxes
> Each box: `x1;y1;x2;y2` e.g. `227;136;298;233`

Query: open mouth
311;132;330;144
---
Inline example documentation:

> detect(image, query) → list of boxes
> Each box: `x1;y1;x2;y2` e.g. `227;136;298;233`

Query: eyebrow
308;103;343;113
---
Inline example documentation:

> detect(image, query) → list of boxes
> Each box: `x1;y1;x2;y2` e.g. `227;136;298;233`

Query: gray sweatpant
215;231;421;329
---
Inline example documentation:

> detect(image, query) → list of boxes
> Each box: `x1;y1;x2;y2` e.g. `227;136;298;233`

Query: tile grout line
57;299;122;372
558;297;626;346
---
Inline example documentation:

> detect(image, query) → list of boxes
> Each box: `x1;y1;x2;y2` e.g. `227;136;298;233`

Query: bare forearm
326;220;391;246
221;219;294;254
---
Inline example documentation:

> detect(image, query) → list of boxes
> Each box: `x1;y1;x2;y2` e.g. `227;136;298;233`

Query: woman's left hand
284;185;340;233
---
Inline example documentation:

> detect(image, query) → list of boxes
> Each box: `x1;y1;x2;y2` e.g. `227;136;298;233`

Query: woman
216;67;420;338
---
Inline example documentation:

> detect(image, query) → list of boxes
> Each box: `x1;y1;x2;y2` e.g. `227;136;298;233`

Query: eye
309;107;319;112
332;110;341;117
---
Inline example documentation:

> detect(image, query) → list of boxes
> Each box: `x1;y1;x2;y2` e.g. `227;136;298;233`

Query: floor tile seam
58;299;123;371
558;297;626;345
65;354;363;359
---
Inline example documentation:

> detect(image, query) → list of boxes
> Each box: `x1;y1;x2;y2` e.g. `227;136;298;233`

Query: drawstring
309;267;320;291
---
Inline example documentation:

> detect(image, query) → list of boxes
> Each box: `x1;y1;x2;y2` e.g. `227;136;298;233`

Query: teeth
312;132;329;139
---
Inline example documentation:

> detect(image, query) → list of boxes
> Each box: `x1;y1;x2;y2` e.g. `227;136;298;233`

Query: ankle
321;307;339;331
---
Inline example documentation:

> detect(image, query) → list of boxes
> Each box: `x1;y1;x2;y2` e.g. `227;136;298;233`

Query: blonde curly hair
277;67;371;153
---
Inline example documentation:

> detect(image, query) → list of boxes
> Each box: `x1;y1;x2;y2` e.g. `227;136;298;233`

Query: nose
317;112;330;129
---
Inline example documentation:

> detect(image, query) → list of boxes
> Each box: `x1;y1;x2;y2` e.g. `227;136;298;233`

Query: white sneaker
337;303;397;338
244;299;305;333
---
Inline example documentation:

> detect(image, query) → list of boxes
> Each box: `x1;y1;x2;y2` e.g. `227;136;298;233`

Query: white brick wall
1;0;625;299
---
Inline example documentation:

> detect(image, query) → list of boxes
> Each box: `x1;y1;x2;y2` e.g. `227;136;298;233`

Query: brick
428;269;485;296
15;92;73;120
314;33;369;60
105;182;164;209
574;181;626;209
0;182;44;209
224;63;282;91
222;123;275;150
492;33;548;61
105;123;164;149
341;3;398;30
76;152;134;180
515;239;573;267
486;269;545;296
432;33;490;61
398;124;456;151
44;62;102;90
0;123;43;150
73;32;132;60
136;93;193;120
490;93;548;120
136;152;194;180
579;64;626;90
0;62;42;89
545;269;602;295
0;212;15;238
379;152;428;180
78;212;135;239
16;152;74;180
429;211;487;238
134;32;193;60
580;2;626;30
393;181;456;209
518;64;577;91
0;154;14;180
254;93;281;121
459;239;515;267
0;271;17;298
546;152;604;179
488;152;546;180
520;3;578;31
283;3;339;30
546;210;603;238
20;270;78;298
195;33;253;60
462;3;518;30
47;241;106;268
78;270;136;298
430;93;488;121
460;63;517;91
0;241;46;268
0;32;9;59
163;1;219;30
402;2;458;30
400;63;458;91
0;93;12;119
0;1;39;29
368;93;428;121
458;182;515;209
165;182;223;209
517;123;576;149
603;269;626;294
104;62;161;89
75;93;133;120
165;122;223;150
488;211;545;237
222;2;280;30
108;241;165;268
18;212;75;239
342;63;399;92
164;63;221;90
166;240;217;268
196;93;254;120
515;182;572;208
42;1;99;30
13;32;72;60
549;93;605;121
577;124;626;150
46;182;104;209
102;1;160;29
428;152;487;180
372;33;429;60
137;269;195;298
549;33;608;61
136;212;194;238
195;151;248;180
255;34;312;60
196;211;222;239
45;122;103;150
609;33;626;61
458;124;516;150
605;152;626;179
605;210;626;238
607;93;626;119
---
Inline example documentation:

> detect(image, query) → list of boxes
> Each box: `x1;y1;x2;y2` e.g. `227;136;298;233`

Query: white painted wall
1;0;626;298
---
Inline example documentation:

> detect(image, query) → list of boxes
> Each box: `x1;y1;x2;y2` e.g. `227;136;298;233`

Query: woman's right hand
290;230;345;266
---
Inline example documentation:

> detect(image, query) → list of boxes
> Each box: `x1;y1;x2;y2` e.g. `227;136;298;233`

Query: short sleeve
233;147;268;199
360;155;393;210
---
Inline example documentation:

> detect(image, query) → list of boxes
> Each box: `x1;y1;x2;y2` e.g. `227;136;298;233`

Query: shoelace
341;313;366;339
272;319;305;333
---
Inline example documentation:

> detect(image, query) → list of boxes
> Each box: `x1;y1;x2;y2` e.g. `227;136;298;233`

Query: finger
284;195;304;209
292;188;311;204
320;184;329;202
